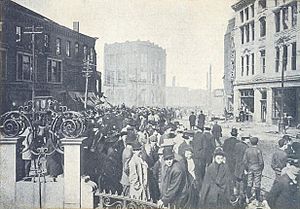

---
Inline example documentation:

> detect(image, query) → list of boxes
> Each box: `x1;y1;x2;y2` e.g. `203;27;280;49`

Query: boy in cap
242;137;264;206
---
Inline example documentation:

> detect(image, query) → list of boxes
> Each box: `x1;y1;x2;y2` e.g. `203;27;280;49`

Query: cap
231;128;238;136
250;137;259;145
278;138;285;148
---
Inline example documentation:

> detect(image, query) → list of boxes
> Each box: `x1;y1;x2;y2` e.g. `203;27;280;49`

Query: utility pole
23;26;43;102
276;36;290;133
82;55;96;109
208;64;212;116
279;46;287;133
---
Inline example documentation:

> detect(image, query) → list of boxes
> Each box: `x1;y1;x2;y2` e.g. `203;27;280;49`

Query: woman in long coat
198;149;233;209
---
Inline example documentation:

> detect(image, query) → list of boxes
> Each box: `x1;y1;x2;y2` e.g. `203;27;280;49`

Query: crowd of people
18;104;300;209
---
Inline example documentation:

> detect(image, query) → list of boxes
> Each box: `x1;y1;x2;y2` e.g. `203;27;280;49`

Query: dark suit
223;136;239;174
197;114;205;131
193;131;215;183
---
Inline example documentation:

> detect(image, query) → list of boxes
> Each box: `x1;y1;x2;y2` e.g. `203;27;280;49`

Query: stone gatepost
61;137;86;208
0;136;19;209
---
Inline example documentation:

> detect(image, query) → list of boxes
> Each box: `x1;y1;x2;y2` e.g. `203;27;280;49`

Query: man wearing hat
157;147;189;209
178;130;194;158
197;110;206;132
120;132;136;196
267;155;300;209
223;127;240;174
212;120;223;146
191;126;215;185
198;148;233;209
128;141;150;201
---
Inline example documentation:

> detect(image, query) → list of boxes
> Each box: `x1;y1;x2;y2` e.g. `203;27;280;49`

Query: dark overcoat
198;162;233;209
266;174;300;209
222;136;239;173
161;160;189;208
234;141;249;179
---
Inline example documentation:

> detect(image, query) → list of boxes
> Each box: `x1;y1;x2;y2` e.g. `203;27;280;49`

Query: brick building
231;0;300;125
103;41;166;107
223;18;236;112
0;0;100;113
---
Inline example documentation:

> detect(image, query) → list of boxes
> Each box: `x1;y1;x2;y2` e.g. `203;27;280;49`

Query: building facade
231;0;300;125
0;0;100;113
103;41;166;107
223;18;236;112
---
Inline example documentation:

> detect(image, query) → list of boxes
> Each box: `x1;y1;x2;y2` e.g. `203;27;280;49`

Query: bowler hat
231;128;238;136
204;126;211;131
163;147;175;160
213;147;225;157
132;141;142;151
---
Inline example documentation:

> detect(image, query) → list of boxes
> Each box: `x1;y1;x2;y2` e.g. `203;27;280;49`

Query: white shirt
186;158;196;179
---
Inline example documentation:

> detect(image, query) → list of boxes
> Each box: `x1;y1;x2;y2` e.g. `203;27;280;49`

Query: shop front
272;87;300;126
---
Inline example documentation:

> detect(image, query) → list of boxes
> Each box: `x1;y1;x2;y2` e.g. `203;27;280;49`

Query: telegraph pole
23;26;43;102
82;55;96;109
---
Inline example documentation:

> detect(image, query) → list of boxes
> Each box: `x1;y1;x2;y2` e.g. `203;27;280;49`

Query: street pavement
175;117;300;193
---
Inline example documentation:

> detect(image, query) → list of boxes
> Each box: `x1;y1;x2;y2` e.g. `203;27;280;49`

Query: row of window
106;53;162;68
240;42;296;76
274;4;297;33
105;70;162;85
241;21;255;44
240;4;255;23
17;53;62;83
15;26;95;61
240;4;297;45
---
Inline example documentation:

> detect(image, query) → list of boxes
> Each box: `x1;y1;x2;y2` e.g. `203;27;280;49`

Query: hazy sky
13;0;236;90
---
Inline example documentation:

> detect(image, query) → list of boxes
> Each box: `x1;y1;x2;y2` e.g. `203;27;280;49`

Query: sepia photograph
0;0;300;208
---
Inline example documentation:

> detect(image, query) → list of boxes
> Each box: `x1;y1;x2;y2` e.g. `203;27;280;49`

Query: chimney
73;21;79;32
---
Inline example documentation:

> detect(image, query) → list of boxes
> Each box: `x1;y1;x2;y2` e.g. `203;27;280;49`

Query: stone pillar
61;137;86;209
288;5;292;28
287;44;292;71
280;9;284;31
0;137;19;209
254;88;261;122
233;88;241;120
266;88;273;124
249;23;252;42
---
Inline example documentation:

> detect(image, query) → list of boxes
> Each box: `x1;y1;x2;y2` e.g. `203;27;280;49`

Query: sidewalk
219;120;300;141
